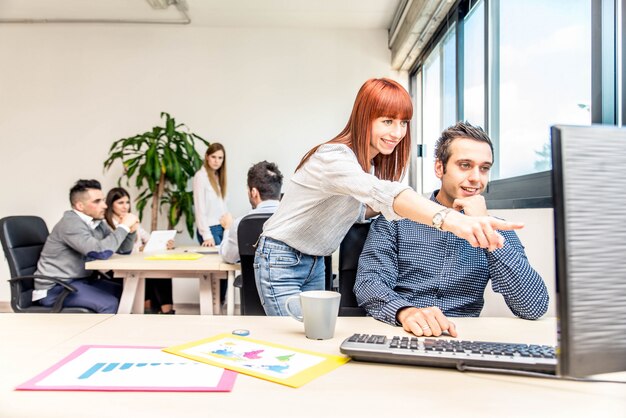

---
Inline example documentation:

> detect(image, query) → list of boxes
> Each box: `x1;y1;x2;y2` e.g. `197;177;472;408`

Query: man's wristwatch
432;208;452;230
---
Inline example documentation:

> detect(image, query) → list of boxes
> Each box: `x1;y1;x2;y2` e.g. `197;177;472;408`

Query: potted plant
103;112;209;237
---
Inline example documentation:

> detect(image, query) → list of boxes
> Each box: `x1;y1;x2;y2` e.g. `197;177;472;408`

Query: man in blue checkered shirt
354;122;549;338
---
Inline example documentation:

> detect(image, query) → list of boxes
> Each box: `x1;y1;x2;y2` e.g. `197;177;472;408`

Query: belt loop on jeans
254;235;264;249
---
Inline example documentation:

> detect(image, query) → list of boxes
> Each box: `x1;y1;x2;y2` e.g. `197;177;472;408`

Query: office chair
236;213;273;315
0;216;93;313
337;222;371;316
324;253;334;291
235;213;335;315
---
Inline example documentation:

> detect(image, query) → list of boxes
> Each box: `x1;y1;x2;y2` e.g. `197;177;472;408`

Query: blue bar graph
78;361;197;380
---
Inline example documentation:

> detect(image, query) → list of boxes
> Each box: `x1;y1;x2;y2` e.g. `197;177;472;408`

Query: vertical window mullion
457;7;465;122
486;0;500;179
409;71;423;193
618;0;625;126
592;0;616;124
439;43;445;133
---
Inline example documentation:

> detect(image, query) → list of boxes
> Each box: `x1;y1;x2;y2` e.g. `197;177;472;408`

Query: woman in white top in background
193;143;230;247
255;77;524;318
105;187;175;314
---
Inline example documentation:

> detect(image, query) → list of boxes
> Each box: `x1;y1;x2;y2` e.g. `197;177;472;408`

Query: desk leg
199;274;214;315
118;273;140;314
132;276;145;314
226;271;235;316
211;274;221;315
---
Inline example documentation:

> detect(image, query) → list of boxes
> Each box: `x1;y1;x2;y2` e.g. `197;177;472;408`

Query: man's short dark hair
434;121;494;172
247;161;283;201
69;179;102;206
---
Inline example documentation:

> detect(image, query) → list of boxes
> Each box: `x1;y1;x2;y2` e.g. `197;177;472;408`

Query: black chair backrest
1;215;95;314
237;212;273;315
0;216;48;279
338;222;371;316
0;216;49;310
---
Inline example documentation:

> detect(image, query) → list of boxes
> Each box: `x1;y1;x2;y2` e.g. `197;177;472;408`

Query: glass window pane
422;48;441;193
463;1;485;127
442;26;457;128
499;0;591;177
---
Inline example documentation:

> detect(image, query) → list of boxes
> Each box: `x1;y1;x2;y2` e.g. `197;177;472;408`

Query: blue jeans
196;225;224;245
254;236;325;316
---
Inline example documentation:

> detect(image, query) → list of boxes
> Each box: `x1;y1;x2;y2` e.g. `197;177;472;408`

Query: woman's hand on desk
201;238;216;247
397;306;458;338
166;239;175;250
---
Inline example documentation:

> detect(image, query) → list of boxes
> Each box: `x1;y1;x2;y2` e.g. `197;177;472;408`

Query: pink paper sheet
17;345;237;392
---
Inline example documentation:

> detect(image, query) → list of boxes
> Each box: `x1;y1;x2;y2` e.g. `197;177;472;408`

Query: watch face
433;213;443;226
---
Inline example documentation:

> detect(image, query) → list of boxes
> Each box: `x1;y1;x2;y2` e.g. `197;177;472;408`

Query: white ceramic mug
284;291;341;340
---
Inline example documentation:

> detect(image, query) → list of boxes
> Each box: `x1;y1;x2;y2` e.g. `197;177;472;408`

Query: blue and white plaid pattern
354;194;549;325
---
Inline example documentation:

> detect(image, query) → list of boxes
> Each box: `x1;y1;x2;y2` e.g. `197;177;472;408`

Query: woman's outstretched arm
392;189;523;251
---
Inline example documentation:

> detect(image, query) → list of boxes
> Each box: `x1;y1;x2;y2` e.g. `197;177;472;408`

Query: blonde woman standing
193;143;230;247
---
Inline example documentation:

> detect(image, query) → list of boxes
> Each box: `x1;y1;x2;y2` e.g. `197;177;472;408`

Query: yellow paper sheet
164;333;350;388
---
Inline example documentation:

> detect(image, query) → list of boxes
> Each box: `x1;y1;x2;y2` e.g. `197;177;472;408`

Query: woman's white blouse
262;143;410;256
193;166;228;241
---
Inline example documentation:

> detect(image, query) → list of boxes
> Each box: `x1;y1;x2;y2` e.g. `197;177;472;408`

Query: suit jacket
35;210;135;290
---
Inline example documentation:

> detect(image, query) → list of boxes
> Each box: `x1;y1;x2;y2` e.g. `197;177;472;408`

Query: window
411;0;602;208
463;2;485;128
419;26;457;193
498;0;591;178
421;46;441;192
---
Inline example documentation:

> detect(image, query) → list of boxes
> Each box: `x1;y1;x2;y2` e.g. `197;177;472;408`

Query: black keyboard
340;333;557;374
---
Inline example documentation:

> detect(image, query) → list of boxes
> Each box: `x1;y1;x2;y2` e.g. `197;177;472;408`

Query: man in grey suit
34;179;139;313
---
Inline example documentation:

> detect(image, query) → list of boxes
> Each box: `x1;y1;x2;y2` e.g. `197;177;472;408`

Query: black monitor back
551;125;626;378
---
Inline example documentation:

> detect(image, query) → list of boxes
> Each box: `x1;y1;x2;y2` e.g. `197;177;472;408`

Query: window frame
408;0;617;210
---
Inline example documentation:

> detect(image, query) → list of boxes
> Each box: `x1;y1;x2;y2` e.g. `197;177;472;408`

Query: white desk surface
1;314;624;418
85;246;239;272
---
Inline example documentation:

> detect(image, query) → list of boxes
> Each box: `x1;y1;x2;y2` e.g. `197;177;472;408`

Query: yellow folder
164;333;350;388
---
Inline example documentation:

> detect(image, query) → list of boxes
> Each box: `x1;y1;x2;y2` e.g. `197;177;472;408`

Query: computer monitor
551;125;626;378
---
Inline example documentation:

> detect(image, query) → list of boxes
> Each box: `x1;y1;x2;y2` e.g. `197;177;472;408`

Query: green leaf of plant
103;112;205;236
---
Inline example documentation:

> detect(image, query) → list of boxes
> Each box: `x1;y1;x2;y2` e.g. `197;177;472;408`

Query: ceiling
0;0;402;29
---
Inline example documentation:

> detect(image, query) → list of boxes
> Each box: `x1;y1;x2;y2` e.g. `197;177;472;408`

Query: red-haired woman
254;78;523;317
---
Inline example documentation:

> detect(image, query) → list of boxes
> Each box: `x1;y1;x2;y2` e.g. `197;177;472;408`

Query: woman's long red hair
296;78;413;181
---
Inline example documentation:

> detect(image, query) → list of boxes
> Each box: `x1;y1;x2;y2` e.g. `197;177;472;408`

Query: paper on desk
16;345;237;392
143;230;176;253
144;252;203;260
164;334;350;388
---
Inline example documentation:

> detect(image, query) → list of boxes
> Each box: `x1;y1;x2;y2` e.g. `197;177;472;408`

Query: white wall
0;24;557;315
483;208;556;317
0;24;393;303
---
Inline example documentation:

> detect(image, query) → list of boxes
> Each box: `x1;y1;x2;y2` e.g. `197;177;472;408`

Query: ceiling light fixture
0;0;190;25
